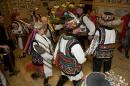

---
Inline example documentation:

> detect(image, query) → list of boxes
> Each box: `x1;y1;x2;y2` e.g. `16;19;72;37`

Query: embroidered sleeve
83;16;96;35
86;31;99;55
53;41;59;60
12;23;20;34
71;44;86;64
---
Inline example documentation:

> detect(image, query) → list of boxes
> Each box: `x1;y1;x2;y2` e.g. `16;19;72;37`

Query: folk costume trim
56;36;82;76
95;28;115;58
12;20;29;35
98;17;121;27
31;40;52;69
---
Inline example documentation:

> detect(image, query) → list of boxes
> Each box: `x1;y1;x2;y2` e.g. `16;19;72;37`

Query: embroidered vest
12;20;29;36
56;37;82;76
95;27;115;58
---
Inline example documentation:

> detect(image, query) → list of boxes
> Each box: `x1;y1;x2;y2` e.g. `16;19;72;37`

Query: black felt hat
86;72;111;86
104;12;114;15
101;12;115;21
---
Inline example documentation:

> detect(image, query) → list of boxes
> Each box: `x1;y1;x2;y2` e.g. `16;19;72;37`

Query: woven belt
99;44;115;49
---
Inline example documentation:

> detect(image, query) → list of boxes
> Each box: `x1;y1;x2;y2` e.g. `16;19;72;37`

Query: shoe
31;72;41;80
44;83;51;86
9;70;20;76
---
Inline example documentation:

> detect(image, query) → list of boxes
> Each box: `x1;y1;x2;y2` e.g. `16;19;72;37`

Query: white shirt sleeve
86;31;99;55
83;16;95;36
53;42;59;60
55;24;63;30
71;44;86;64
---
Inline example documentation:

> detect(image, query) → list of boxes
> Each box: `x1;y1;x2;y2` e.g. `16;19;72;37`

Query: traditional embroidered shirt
86;27;116;56
34;33;53;77
81;16;95;36
54;35;86;81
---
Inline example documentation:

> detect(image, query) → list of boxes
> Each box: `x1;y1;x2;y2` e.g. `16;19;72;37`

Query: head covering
65;15;75;22
98;12;118;27
86;73;111;86
63;15;78;34
101;12;115;21
34;22;47;30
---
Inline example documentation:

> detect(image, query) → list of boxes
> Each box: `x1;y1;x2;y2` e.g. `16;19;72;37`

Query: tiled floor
3;48;130;86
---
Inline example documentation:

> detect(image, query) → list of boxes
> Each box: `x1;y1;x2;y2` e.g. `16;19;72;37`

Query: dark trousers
93;58;112;72
44;77;50;85
3;53;15;72
56;75;81;86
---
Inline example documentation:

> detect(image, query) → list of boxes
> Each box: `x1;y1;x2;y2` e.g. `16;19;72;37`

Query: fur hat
101;12;115;21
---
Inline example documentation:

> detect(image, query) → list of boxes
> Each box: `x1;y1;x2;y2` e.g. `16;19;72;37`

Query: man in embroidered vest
68;5;95;51
54;16;86;86
86;12;121;72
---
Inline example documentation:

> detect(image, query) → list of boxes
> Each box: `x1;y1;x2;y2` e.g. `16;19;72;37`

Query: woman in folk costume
118;13;130;58
31;22;53;86
53;16;86;86
11;11;29;50
86;12;121;72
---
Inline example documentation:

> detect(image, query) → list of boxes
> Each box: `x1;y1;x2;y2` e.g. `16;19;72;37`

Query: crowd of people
0;2;130;86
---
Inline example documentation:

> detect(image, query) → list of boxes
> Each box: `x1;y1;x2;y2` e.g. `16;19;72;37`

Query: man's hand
88;35;94;41
0;45;10;53
0;45;9;49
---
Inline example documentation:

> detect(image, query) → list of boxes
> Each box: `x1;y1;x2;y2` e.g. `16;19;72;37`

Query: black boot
44;77;51;86
73;79;81;86
56;75;69;86
3;54;19;76
3;54;14;72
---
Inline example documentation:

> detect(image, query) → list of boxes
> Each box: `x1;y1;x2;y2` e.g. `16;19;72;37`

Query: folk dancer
68;8;95;51
86;12;121;72
53;16;86;86
11;12;29;50
31;22;53;86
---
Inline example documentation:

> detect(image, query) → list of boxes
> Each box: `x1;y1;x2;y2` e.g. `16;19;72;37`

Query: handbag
31;49;43;66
